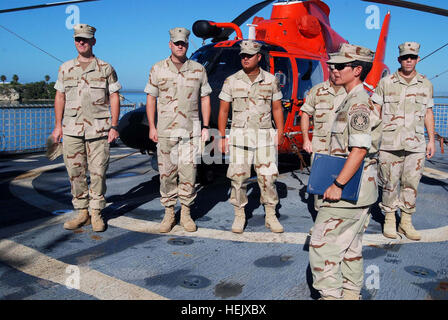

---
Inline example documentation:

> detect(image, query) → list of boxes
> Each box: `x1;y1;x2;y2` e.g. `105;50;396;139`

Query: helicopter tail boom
365;11;391;90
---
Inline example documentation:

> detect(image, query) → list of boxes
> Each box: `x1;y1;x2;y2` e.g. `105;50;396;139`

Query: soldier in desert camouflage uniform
301;68;347;212
52;24;121;232
301;70;347;156
218;40;284;234
308;43;382;300
371;42;436;241
145;27;212;233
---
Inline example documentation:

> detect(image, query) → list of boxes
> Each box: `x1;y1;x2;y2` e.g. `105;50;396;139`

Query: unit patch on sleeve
350;111;370;131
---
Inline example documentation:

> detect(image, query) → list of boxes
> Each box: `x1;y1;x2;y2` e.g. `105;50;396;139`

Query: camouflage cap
170;27;190;43
327;43;375;64
45;136;62;161
399;42;420;57
240;40;261;55
73;24;96;39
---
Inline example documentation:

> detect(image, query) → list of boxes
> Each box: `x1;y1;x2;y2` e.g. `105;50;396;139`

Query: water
435;95;448;105
120;91;147;106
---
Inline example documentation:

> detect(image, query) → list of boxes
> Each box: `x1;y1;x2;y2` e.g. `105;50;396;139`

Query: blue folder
307;153;364;202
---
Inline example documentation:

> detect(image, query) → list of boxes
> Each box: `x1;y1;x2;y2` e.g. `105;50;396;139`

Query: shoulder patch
350;111;370;131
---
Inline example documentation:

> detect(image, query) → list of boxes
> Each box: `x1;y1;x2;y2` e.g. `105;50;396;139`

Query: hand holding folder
307;153;364;202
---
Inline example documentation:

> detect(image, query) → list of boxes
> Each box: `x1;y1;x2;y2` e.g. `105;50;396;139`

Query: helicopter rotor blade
361;0;448;17
230;0;277;26
0;0;98;14
213;0;276;42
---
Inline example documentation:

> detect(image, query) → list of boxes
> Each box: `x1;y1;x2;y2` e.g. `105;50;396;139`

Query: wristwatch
202;125;210;129
111;125;119;131
333;179;346;190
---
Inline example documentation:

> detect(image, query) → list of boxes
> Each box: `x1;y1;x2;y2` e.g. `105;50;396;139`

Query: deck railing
434;103;448;138
0;104;138;154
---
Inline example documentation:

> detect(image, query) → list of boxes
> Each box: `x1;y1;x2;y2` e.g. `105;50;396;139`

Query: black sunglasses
329;63;355;71
240;53;256;60
173;41;187;47
75;37;91;43
400;54;418;61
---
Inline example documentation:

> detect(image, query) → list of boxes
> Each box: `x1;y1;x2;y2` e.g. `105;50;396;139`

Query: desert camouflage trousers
378;150;425;214
309;206;371;299
62;135;110;210
227;144;279;208
157;137;200;208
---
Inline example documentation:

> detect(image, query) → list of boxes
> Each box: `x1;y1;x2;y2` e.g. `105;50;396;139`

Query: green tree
44;75;50;82
20;81;56;100
0;75;6;83
12;74;19;84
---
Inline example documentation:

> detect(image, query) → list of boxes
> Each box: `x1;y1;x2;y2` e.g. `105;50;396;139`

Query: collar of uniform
74;56;99;74
167;57;191;74
322;80;336;96
394;70;422;86
324;80;346;96
350;82;365;95
236;68;265;84
336;82;364;112
336;83;364;112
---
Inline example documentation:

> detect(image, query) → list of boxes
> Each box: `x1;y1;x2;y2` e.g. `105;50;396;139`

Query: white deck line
7;163;448;246
0;239;168;300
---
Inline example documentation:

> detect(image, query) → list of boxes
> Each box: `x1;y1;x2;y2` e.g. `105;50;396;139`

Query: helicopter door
295;58;324;100
291;58;324;127
270;55;294;126
271;56;293;100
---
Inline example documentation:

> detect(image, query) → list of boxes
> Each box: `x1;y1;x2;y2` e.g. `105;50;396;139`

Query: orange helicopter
116;1;448;164
189;0;390;161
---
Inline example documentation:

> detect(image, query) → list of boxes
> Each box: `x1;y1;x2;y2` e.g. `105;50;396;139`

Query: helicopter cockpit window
273;57;293;100
296;58;323;99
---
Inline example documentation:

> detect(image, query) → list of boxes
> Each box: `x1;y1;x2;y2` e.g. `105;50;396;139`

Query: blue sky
1;0;447;94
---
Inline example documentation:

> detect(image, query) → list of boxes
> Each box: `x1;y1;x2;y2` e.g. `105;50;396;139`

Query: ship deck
0;142;447;302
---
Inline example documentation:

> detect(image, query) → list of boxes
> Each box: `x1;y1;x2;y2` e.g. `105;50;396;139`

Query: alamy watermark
365;264;380;290
65;265;80;290
365;5;380;30
65;5;80;30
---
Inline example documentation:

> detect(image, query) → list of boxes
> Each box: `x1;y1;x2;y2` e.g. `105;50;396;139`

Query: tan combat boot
398;212;421;241
180;205;197;232
231;207;246;234
159;206;176;233
63;209;90;230
265;206;284;233
90;209;106;232
343;289;361;300
383;212;397;239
